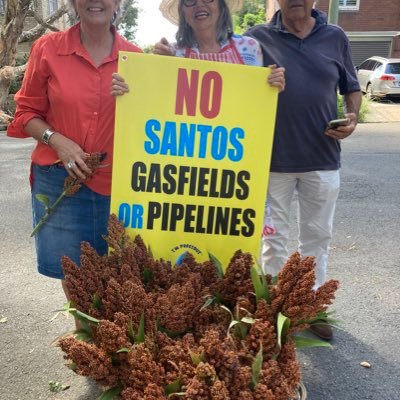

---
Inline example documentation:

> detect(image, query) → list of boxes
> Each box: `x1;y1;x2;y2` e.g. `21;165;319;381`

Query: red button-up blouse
7;23;142;195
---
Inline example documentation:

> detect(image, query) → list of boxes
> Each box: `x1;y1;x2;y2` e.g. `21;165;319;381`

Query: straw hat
159;0;244;25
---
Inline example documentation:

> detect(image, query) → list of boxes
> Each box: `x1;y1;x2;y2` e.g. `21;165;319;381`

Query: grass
338;94;370;123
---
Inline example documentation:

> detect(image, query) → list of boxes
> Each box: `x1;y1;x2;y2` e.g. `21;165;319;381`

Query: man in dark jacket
246;0;361;339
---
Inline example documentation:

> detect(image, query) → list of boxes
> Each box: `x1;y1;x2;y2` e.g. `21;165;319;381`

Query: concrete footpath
364;99;400;123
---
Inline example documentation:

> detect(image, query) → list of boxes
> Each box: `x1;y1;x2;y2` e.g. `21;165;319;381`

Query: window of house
339;0;360;10
0;0;5;15
48;0;58;14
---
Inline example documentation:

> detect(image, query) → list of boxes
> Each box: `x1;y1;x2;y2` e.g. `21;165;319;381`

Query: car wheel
366;84;373;100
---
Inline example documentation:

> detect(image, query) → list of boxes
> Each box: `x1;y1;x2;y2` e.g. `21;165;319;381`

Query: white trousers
260;170;340;288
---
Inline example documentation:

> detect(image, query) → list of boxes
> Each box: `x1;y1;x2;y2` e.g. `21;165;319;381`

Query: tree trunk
18;5;68;44
0;0;31;111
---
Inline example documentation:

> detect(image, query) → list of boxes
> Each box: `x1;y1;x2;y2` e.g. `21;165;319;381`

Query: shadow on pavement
298;329;400;400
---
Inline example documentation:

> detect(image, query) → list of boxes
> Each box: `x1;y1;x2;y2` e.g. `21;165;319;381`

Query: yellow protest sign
112;52;277;267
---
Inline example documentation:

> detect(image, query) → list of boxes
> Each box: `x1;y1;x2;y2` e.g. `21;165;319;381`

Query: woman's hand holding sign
111;73;129;96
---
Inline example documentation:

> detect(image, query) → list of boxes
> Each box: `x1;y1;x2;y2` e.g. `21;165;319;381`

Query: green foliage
117;1;139;42
190;351;205;365
221;305;255;340
292;335;332;349
98;386;123;400
250;346;263;389
276;312;290;350
208;252;224;278
127;312;145;344
250;264;270;304
143;44;155;54
165;379;183;395
48;381;70;393
92;293;103;310
338;95;369;123
233;0;265;34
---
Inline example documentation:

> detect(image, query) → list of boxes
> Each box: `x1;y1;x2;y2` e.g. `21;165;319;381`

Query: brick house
265;0;400;65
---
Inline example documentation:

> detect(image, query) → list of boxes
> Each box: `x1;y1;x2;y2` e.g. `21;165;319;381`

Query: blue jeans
31;163;110;279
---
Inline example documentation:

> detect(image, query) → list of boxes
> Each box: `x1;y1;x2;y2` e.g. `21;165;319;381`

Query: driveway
364;97;400;123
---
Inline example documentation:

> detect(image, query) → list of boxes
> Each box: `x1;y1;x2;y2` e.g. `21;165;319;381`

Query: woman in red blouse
7;0;141;299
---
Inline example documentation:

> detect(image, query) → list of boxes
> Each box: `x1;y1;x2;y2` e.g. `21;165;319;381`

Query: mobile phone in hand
327;118;350;130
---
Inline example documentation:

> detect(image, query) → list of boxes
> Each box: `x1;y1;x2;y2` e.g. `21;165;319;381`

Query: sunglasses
183;0;214;7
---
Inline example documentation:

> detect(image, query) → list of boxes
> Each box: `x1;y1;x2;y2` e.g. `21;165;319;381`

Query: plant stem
30;189;68;237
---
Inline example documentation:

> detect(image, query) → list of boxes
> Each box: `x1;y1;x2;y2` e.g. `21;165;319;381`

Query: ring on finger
67;160;76;169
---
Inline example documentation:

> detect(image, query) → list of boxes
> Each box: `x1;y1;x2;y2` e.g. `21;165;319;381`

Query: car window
359;60;370;70
374;63;383;73
385;63;400;74
366;60;378;70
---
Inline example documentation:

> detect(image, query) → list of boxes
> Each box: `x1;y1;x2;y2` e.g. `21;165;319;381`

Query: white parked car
356;57;400;100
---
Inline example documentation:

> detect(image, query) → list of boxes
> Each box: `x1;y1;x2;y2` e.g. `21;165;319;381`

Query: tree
116;0;138;42
233;0;266;34
0;0;68;124
0;0;139;126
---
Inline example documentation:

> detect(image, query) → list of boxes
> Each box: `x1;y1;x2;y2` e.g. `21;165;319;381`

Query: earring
112;11;118;24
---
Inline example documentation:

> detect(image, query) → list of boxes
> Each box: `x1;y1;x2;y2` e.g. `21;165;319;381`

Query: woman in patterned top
111;0;285;94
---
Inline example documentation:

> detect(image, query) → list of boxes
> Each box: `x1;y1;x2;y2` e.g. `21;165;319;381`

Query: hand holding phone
327;118;350;130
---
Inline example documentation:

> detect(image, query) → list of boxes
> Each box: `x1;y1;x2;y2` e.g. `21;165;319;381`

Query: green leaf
236;322;250;339
65;307;100;325
299;311;342;327
116;347;131;353
220;305;233;320
74;310;100;325
74;329;92;342
251;266;264;302
97;386;123;400
200;296;215;311
66;362;77;371
92;293;102;310
35;194;50;207
136;312;145;344
143;267;153;285
251;346;263;389
49;381;70;393
293;336;332;349
277;312;291;349
165;379;182;395
251;264;271;304
228;320;241;330
190;351;205;366
241;316;255;324
63;300;74;311
208;251;224;278
128;319;135;344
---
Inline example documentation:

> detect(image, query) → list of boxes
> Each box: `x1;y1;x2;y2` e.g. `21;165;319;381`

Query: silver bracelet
41;128;55;145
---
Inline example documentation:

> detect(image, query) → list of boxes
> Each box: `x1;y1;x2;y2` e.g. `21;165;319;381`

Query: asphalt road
0;123;399;400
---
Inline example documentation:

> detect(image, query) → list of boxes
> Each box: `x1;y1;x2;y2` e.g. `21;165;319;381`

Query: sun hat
159;0;244;25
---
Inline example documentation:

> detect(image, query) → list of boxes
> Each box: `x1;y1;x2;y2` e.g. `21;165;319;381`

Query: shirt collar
57;23;121;63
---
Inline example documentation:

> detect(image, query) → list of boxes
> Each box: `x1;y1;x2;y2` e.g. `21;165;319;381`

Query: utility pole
328;0;340;24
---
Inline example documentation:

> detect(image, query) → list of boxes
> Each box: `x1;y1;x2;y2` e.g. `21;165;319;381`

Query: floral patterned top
174;34;263;66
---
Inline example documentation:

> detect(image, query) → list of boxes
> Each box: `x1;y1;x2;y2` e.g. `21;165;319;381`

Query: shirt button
94;112;98;116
